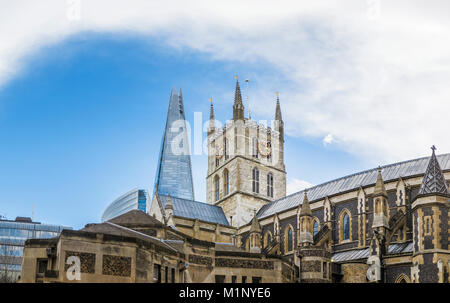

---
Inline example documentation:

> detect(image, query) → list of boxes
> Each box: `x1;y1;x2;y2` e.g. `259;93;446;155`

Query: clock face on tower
257;139;271;157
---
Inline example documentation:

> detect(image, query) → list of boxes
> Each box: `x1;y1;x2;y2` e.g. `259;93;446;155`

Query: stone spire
250;209;261;233
233;78;245;121
418;145;450;197
249;209;262;253
275;93;282;121
300;190;312;217
208;98;216;136
299;190;313;246
165;195;173;211
373;168;387;197
164;195;174;227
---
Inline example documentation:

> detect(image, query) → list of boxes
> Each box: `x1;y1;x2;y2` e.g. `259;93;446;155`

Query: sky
1;1;450;229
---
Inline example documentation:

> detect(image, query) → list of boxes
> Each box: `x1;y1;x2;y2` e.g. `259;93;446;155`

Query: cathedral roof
158;194;230;226
257;153;450;220
417;147;450;197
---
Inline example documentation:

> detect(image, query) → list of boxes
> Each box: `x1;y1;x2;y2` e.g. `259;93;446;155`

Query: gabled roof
108;209;164;228
158;194;230;226
417;148;450;197
257;153;450;220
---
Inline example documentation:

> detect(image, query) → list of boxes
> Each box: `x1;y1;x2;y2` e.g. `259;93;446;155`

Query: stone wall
340;263;368;283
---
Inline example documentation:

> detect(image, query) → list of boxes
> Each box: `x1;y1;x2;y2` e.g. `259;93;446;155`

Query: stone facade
206;81;286;227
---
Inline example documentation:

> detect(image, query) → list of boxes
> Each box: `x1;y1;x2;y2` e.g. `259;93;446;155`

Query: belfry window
223;169;229;196
224;138;229;160
252;167;259;193
267;173;274;198
252;137;258;158
343;213;350;240
215;176;220;201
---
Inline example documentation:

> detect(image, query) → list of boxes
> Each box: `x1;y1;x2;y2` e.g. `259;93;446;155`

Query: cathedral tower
411;146;450;283
206;78;286;227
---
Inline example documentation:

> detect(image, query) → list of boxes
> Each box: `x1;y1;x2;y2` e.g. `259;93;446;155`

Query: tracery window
267;173;274;197
223;169;229;196
252;167;259;193
214;175;220;201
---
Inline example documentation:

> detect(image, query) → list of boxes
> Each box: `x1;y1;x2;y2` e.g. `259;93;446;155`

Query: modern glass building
101;188;150;222
154;88;195;200
0;216;70;282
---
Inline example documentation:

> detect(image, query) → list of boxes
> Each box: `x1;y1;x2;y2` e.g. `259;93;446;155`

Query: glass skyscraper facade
0;217;69;282
101;188;149;222
154;88;195;200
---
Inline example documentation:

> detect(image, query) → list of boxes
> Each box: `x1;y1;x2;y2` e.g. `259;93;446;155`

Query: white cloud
322;134;334;146
1;1;450;164
287;178;314;195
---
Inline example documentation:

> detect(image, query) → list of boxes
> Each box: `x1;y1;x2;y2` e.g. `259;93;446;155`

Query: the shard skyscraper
154;88;195;200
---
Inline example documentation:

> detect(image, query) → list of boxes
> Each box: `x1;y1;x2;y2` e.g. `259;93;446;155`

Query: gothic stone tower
411;147;450;283
206;79;286;227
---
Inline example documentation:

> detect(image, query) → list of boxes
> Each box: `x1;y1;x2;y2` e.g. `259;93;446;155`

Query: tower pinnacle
233;77;245;121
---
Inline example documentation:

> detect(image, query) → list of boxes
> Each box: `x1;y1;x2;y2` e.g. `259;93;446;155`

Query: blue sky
0;34;364;229
2;2;450;229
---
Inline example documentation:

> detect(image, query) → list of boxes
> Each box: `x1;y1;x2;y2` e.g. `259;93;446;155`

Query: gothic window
263;231;272;248
214;175;220;201
224;138;229;160
267;173;274;197
313;220;319;236
223;169;229;196
252;167;259;193
343;213;350;240
284;226;293;253
252;137;258;158
339;209;351;242
267;140;272;162
289;228;293;250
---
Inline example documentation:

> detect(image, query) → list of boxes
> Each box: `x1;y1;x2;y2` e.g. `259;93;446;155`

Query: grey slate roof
332;242;413;262
159;194;230;226
257;153;450;220
418;149;450;197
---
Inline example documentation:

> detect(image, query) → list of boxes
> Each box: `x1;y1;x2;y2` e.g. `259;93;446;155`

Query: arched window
339;210;351;242
343;213;350;240
252;137;258;158
214;176;220;201
313;220;319;236
252;167;259;193
395;274;410;283
267;173;274;198
288;228;293;252
267;140;272;162
284;225;294;253
263;231;272;248
223;169;229;196
224;138;229;160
